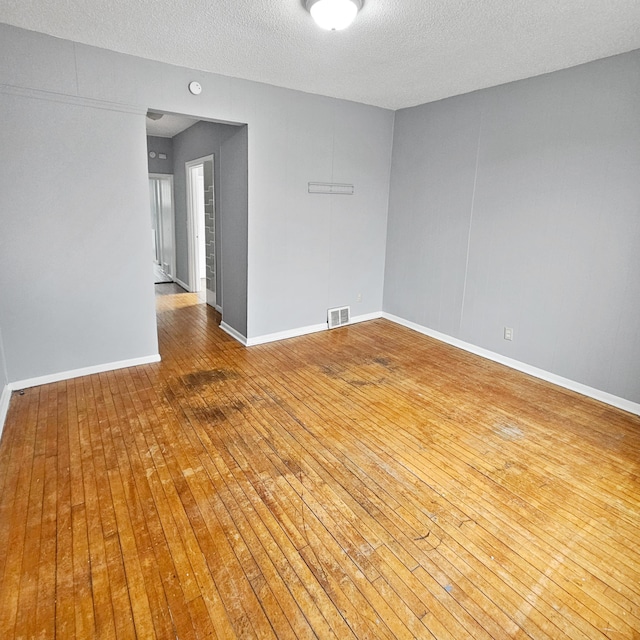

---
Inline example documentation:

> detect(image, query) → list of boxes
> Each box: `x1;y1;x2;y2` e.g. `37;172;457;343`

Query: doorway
186;156;215;307
146;115;248;339
149;173;175;283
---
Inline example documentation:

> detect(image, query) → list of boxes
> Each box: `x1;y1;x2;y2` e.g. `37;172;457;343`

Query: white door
149;174;175;277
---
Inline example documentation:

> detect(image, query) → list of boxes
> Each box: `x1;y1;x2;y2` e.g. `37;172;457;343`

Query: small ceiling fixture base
306;0;362;31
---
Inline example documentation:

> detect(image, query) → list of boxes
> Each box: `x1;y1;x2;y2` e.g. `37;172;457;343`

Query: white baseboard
174;278;190;292
220;322;248;346
246;311;384;347
9;354;161;391
206;289;217;308
382;312;640;417
0;384;12;440
351;311;384;324
215;304;223;313
247;322;327;347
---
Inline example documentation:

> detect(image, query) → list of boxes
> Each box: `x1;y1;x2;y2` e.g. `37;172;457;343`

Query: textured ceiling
1;0;640;110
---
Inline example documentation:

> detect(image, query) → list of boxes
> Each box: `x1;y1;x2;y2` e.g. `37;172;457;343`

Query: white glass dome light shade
306;0;363;31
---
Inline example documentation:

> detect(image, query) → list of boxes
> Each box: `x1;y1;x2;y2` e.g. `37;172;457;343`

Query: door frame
149;173;176;279
185;155;214;293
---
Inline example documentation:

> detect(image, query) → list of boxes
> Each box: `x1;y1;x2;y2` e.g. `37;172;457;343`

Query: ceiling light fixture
306;0;362;31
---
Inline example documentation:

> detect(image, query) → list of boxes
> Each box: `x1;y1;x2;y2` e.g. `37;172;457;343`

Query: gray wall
248;92;393;336
384;50;640;404
171;120;239;304
0;91;159;382
220;126;249;336
146;135;173;174
0;23;393;382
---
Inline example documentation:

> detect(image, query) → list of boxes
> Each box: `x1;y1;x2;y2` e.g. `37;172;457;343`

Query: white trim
149;173;176;279
245;311;383;347
382;312;640;417
247;322;327;346
174;278;190;291
351;311;384;324
8;354;161;391
0;83;146;114
206;289;217;308
215;304;223;313
0;384;12;440
220;322;248;346
185;155;214;293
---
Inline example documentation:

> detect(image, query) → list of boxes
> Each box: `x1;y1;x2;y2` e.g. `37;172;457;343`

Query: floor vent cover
328;306;350;329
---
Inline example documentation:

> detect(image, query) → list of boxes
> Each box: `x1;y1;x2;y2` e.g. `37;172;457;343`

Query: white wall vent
308;182;354;195
328;306;350;329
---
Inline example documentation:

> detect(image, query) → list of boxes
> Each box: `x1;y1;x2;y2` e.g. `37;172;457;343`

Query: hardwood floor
1;283;639;639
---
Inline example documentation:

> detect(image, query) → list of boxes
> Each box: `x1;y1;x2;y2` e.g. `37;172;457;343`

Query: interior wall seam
458;100;485;336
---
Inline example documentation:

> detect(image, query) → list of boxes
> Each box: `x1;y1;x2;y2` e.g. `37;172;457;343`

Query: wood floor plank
284;356;640;636
259;373;558;639
14;449;46;640
0;389;41;638
54;382;76;639
157;402;314;638
106;465;158;639
359;394;640;628
0;390;31;590
34;453;57;639
1;283;639;639
104;371;184;640
212;376;532;635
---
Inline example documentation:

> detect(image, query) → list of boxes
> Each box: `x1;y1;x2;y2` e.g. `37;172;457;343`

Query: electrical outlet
356;293;362;303
504;327;514;341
